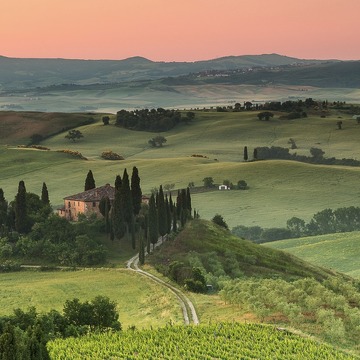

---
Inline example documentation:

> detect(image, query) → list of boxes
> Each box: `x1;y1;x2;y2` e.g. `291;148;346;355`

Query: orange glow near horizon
1;0;360;61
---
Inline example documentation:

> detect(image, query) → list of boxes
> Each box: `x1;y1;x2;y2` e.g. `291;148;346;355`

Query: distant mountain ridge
0;53;327;90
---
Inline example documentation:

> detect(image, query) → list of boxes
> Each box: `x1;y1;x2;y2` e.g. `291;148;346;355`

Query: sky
1;0;359;61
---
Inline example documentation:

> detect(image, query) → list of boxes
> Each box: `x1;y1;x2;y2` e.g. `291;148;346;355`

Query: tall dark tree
85;170;96;191
172;209;177;233
0;322;18;360
15;180;28;233
139;233;145;265
41;182;50;205
244;146;248;161
120;169;133;228
165;195;172;234
253;148;258;160
99;196;111;233
157;185;167;239
0;188;8;226
131;166;142;216
148;194;158;250
186;187;192;214
114;175;122;191
144;214;150;254
111;189;125;240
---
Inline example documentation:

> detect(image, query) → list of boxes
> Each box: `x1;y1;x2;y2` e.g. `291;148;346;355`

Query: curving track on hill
126;240;199;325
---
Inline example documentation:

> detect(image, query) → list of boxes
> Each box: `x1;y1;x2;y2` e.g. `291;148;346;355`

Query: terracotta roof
64;184;115;202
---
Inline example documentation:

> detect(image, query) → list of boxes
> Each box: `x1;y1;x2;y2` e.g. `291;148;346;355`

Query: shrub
101;151;125;160
56;149;87;160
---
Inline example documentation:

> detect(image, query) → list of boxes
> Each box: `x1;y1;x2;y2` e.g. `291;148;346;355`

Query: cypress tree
114;175;122;191
41;182;50;205
131;215;136;250
144;214;151;254
244;146;248;161
0;188;8;226
148;193;158;250
85;170;96;191
169;193;174;213
0;322;18;360
139;233;145;265
15;180;28;234
253;148;258;160
120;169;133;226
111;189;125;240
131;166;142;216
157;185;167;239
165;195;172;234
172;209;177;232
186;187;192;213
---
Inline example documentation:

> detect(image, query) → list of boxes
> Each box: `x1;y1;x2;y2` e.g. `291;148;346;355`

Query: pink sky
1;0;359;61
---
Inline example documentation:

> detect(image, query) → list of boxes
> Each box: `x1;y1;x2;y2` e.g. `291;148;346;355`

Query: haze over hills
0;53;359;112
0;53;328;89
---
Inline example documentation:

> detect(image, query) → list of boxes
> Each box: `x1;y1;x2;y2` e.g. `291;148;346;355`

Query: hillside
147;219;339;282
264;231;360;279
0;54;321;90
2;108;360;230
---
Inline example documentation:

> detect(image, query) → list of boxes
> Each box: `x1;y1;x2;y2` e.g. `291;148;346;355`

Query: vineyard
47;322;355;359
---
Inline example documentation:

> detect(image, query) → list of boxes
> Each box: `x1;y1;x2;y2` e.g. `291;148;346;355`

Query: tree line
0;295;120;360
232;206;360;243
0;167;197;266
115;108;195;132
256;146;360;167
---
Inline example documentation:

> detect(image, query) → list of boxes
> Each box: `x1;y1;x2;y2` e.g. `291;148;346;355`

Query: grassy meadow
1;109;360;229
264;231;360;279
0;269;184;329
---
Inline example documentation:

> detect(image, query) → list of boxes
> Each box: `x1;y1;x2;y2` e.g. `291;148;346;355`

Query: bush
101;151;125;160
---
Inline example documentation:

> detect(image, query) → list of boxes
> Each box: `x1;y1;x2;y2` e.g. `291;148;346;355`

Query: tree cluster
232;206;360;243
116;108;193;132
0;296;120;359
0;183;106;266
256;146;360;167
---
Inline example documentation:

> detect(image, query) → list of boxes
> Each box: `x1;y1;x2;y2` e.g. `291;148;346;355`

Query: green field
1;109;360;229
0;269;184;329
264;231;360;279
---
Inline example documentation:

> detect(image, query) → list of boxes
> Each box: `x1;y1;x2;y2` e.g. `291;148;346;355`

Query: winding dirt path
126;239;199;325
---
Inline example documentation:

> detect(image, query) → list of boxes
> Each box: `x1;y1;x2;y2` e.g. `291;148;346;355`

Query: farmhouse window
92;202;96;207
68;202;71;208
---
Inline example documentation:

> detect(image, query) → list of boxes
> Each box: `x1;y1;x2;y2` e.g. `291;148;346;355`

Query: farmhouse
58;184;150;221
58;184;115;221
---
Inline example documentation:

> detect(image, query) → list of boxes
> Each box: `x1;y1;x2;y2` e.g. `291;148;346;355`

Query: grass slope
148;219;338;281
264;231;360;279
1;110;360;228
0;269;183;329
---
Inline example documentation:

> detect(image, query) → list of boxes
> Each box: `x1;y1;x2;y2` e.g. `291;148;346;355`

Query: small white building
219;185;230;190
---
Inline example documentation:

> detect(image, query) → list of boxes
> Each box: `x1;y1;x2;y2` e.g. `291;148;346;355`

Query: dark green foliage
165;196;172;234
148;194;158;249
139;234;145;265
131;166;142;216
65;129;83;142
148;135;167;147
202;177;214;188
157;186;167;238
253;148;258;160
40;183;49;205
257;111;274;121
29;133;44;145
84;170;96;191
120;169;133;227
116;108;182;132
63;296;121;331
99;196;111;233
0;189;8;228
102;116;110;125
212;214;228;230
114;175;122;192
111;190;126;240
243;146;248;161
14;181;28;234
0;322;18;360
237;180;248;190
